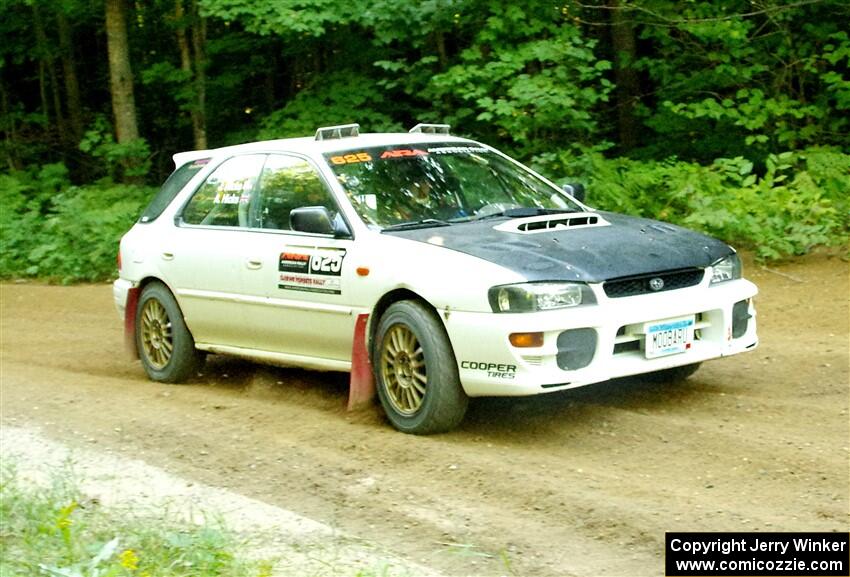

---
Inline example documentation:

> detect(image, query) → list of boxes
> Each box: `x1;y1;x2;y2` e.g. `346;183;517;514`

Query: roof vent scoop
315;123;360;141
409;123;451;135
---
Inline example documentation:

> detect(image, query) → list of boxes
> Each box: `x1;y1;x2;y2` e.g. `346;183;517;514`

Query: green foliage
0;164;153;283
79;117;152;181
365;1;613;155
428;5;612;155
1;0;848;278
256;72;402;139
534;147;850;261
199;0;364;37
0;462;271;576
635;2;850;160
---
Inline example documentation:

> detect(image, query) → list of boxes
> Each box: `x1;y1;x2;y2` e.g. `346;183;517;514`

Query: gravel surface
1;425;439;576
1;251;848;576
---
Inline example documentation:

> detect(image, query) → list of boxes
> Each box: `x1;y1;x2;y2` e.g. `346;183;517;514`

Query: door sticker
278;248;346;294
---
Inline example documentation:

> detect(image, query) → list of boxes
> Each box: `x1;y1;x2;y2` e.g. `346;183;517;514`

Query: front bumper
444;278;758;396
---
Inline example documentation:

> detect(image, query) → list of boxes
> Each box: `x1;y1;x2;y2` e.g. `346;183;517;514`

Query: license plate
644;316;694;358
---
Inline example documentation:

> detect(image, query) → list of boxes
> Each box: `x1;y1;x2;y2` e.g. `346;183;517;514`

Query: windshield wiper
381;218;452;232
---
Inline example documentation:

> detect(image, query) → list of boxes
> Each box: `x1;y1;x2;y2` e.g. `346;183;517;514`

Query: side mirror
562;183;586;203
290;206;350;237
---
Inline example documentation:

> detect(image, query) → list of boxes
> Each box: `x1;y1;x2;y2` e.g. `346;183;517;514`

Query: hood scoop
494;212;610;235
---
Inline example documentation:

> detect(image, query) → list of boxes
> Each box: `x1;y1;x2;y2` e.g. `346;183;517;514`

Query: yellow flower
119;548;139;571
56;501;78;530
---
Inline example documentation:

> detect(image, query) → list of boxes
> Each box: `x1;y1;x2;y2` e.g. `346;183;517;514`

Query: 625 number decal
310;254;343;275
330;152;372;165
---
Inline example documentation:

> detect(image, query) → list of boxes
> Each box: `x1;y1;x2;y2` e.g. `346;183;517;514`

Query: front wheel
373;300;468;434
136;281;204;383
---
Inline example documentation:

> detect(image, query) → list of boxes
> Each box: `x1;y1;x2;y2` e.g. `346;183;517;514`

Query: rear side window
139;158;210;223
181;155;266;227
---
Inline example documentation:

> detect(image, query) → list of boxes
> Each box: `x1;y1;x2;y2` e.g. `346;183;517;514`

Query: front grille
603;268;704;298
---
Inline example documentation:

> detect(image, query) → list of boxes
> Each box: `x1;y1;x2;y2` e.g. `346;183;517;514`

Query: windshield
323;143;581;228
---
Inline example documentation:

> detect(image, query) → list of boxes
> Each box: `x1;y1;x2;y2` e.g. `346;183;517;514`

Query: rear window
139;158;210;223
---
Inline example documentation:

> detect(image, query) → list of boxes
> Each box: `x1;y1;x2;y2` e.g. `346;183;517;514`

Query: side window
255;154;340;231
139;158;209;223
181;155;266;227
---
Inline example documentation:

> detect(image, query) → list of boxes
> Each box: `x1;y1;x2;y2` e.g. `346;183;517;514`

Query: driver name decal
278;248;346;294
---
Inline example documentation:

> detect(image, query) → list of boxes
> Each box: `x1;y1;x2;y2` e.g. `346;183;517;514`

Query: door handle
161;252;174;261
246;259;263;270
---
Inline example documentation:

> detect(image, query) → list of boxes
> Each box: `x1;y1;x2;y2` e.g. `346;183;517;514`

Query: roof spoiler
315;123;360;141
408;123;451;135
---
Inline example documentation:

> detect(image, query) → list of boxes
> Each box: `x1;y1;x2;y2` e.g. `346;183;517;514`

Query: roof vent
408;123;451;135
315;123;360;141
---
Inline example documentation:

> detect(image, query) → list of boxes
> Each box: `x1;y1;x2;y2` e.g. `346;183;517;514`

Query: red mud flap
348;313;375;410
124;286;140;359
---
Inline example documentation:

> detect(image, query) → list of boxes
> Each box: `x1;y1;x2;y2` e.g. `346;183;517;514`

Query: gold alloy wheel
140;299;173;370
380;324;427;415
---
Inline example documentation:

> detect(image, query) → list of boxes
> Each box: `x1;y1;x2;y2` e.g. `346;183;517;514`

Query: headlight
488;282;596;313
710;253;742;285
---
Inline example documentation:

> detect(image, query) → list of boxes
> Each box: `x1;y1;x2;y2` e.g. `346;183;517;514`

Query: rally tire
136;281;204;383
643;362;702;384
373;300;468;434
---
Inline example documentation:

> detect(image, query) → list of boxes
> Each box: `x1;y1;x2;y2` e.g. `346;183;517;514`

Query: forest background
1;0;847;282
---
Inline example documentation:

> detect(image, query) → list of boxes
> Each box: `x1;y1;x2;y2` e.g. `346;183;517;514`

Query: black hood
385;212;732;282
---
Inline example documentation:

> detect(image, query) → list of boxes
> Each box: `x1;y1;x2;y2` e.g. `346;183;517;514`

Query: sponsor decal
461;361;517;380
329;152;372;165
428;146;488;155
213;191;244;205
278;248;346;294
379;149;428;159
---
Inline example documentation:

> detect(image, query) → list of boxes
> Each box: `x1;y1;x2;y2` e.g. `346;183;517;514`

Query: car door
238;153;359;362
157;154;267;348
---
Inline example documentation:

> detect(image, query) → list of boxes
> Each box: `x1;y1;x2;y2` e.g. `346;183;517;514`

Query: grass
0;461;273;577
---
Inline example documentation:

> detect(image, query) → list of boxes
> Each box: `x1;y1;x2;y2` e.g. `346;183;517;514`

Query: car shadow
459;374;714;440
189;354;717;437
193;354;350;407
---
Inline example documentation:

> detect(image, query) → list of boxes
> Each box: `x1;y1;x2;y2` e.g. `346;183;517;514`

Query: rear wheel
643;362;701;383
136;281;204;383
373;300;468;434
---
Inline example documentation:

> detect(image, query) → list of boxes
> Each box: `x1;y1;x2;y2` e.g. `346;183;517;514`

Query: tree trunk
609;0;640;151
37;61;49;125
176;0;207;149
264;57;276;113
105;0;139;143
190;0;207;149
57;10;84;143
33;6;67;139
1;74;20;170
435;30;448;69
175;0;192;73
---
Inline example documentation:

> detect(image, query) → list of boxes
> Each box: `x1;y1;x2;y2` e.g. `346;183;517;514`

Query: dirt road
1;253;848;576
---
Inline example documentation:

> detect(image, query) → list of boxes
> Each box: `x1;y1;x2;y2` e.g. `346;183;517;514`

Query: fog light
732;299;750;338
556;328;597;370
509;332;544;348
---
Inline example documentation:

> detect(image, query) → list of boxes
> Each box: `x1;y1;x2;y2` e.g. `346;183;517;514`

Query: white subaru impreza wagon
114;123;758;433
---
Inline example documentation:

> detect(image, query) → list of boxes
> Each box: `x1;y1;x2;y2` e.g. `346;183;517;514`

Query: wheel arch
126;276;189;358
368;288;441;352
